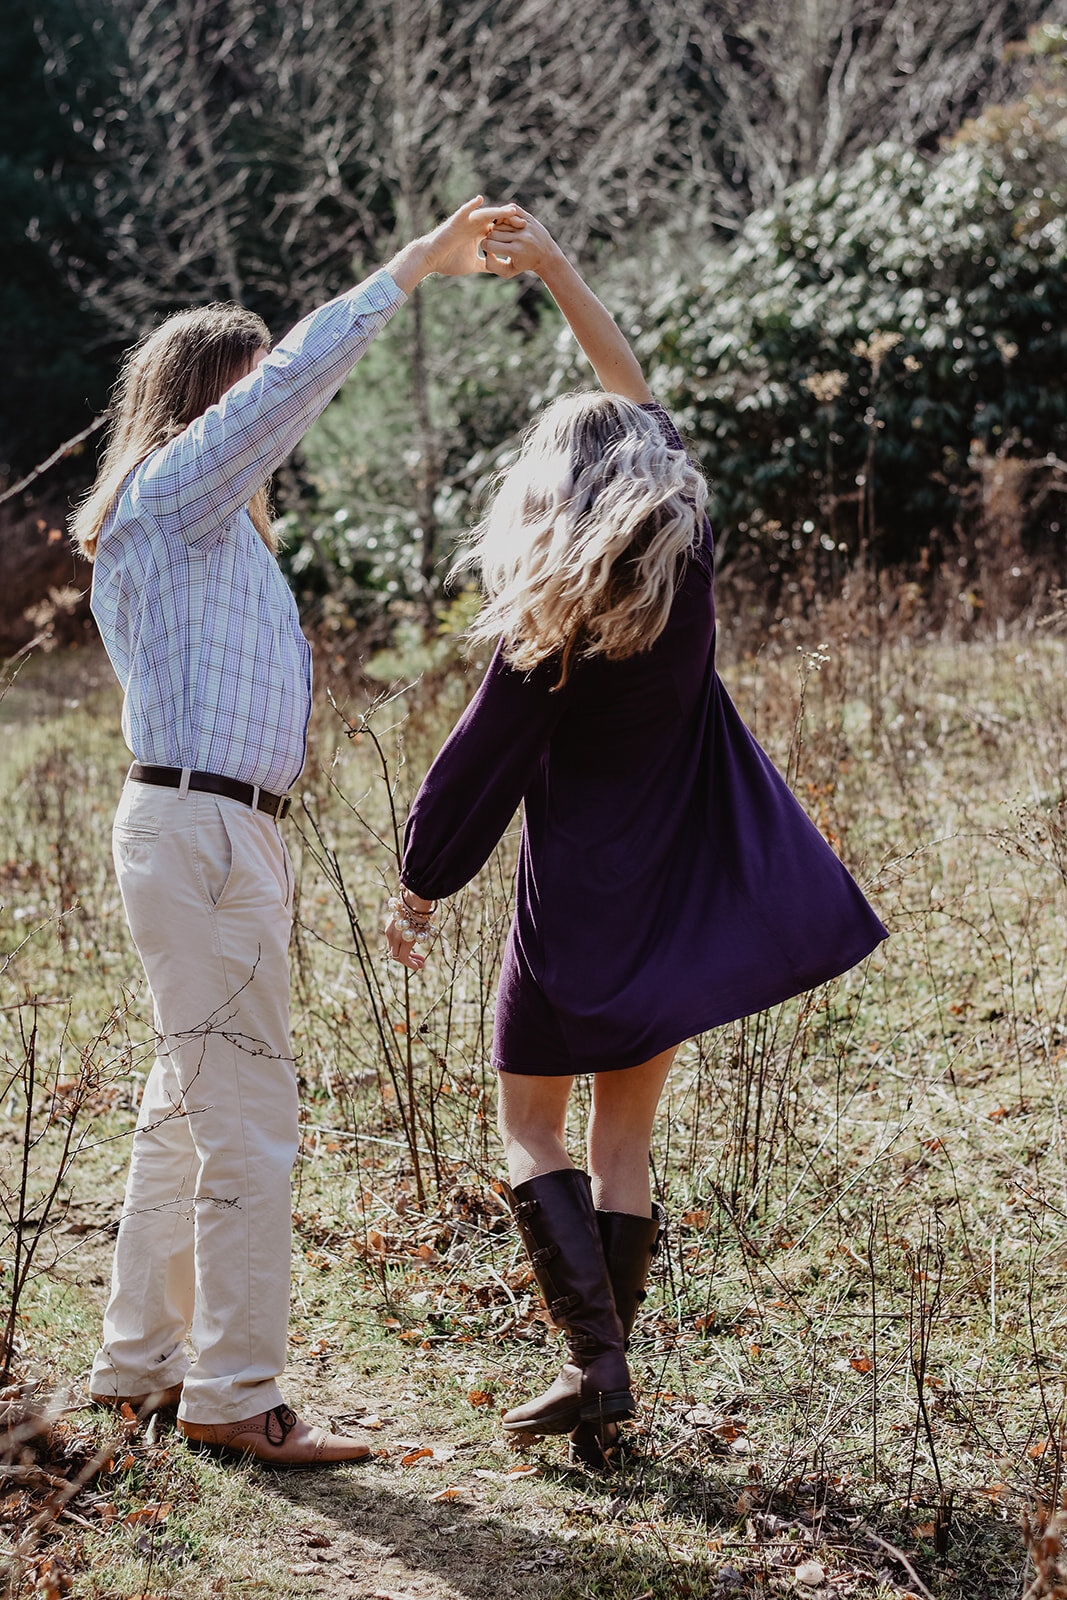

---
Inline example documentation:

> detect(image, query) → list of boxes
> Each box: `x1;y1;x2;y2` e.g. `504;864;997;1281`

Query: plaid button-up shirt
91;268;405;795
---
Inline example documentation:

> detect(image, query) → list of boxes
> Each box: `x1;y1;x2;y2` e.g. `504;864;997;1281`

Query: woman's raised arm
483;209;652;404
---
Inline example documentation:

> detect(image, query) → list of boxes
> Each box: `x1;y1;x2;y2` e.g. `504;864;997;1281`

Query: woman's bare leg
497;1072;576;1186
586;1046;678;1216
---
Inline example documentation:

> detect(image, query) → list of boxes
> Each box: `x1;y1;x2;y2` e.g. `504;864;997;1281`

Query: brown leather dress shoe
177;1402;371;1465
90;1384;184;1415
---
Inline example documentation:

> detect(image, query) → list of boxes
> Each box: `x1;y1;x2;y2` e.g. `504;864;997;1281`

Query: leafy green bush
647;29;1067;573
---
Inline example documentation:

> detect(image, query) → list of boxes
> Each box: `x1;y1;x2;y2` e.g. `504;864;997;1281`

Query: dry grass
2;609;1066;1599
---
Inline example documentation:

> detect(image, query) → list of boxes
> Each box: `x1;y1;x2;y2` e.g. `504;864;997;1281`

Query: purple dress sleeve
401;644;571;901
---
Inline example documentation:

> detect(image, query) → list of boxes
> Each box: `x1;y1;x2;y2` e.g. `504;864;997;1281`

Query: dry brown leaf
467;1390;491;1407
401;1448;433;1466
850;1354;874;1373
505;1464;539;1479
360;1415;383;1430
429;1486;464;1501
124;1502;172;1529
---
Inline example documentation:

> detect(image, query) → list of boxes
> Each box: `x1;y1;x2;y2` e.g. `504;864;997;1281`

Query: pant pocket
194;801;235;909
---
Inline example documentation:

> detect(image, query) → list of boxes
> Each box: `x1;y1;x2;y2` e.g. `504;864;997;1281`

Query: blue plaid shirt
91;269;405;795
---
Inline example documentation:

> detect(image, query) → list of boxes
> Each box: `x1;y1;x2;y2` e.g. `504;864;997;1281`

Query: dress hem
492;928;887;1078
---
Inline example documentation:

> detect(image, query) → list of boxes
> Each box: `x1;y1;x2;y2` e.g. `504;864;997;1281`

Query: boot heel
578;1389;634;1424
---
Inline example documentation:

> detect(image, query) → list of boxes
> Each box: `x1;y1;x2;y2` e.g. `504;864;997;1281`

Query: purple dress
402;403;887;1076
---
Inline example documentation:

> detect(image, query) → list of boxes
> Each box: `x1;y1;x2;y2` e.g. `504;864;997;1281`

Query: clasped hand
417;199;556;282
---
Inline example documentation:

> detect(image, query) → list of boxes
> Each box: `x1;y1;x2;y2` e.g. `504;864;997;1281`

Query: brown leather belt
127;763;292;820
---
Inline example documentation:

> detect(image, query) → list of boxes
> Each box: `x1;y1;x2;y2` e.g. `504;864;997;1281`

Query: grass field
3;611;1067;1600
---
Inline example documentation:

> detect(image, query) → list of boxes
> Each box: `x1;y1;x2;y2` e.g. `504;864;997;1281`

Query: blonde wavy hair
71;303;273;561
465;392;707;686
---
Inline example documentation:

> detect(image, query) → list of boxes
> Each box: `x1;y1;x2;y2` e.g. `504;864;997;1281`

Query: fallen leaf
1028;1440;1051;1458
429;1486;465;1501
505;1464;539;1478
915;1521;936;1537
850;1354;874;1373
467;1390;491;1407
401;1448;433;1466
360;1415;383;1430
681;1210;708;1226
417;1243;439;1262
795;1560;826;1587
124;1503;172;1529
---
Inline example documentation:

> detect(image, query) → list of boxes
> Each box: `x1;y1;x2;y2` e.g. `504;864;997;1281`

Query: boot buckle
550;1293;580;1317
531;1245;558;1266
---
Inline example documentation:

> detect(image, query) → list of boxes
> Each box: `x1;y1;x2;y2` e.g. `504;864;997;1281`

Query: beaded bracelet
387;888;440;949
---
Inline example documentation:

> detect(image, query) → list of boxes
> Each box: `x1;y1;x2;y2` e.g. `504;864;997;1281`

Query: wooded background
4;0;1066;648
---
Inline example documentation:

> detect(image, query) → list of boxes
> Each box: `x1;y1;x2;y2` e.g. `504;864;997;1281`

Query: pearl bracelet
388;890;440;948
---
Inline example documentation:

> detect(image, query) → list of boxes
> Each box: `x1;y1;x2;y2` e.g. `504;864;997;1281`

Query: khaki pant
90;780;298;1423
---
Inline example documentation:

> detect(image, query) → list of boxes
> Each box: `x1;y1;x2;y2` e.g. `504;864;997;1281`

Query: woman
74;198;516;1465
385;210;887;1463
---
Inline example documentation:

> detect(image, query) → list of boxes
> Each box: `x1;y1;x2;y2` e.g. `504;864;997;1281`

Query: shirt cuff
355;266;407;310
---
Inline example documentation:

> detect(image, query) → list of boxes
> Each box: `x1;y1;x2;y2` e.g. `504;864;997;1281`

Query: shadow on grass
258;1443;1030;1600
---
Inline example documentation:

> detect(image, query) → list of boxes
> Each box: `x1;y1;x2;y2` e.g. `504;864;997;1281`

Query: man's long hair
464;392;708;688
71;303;273;561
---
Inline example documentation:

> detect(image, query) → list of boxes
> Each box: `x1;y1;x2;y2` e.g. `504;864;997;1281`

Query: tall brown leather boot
569;1203;666;1467
501;1169;634;1437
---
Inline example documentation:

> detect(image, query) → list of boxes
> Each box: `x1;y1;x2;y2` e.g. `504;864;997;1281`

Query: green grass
3;626;1067;1599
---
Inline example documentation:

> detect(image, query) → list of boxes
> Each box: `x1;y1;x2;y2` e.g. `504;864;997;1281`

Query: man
74;198;516;1464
